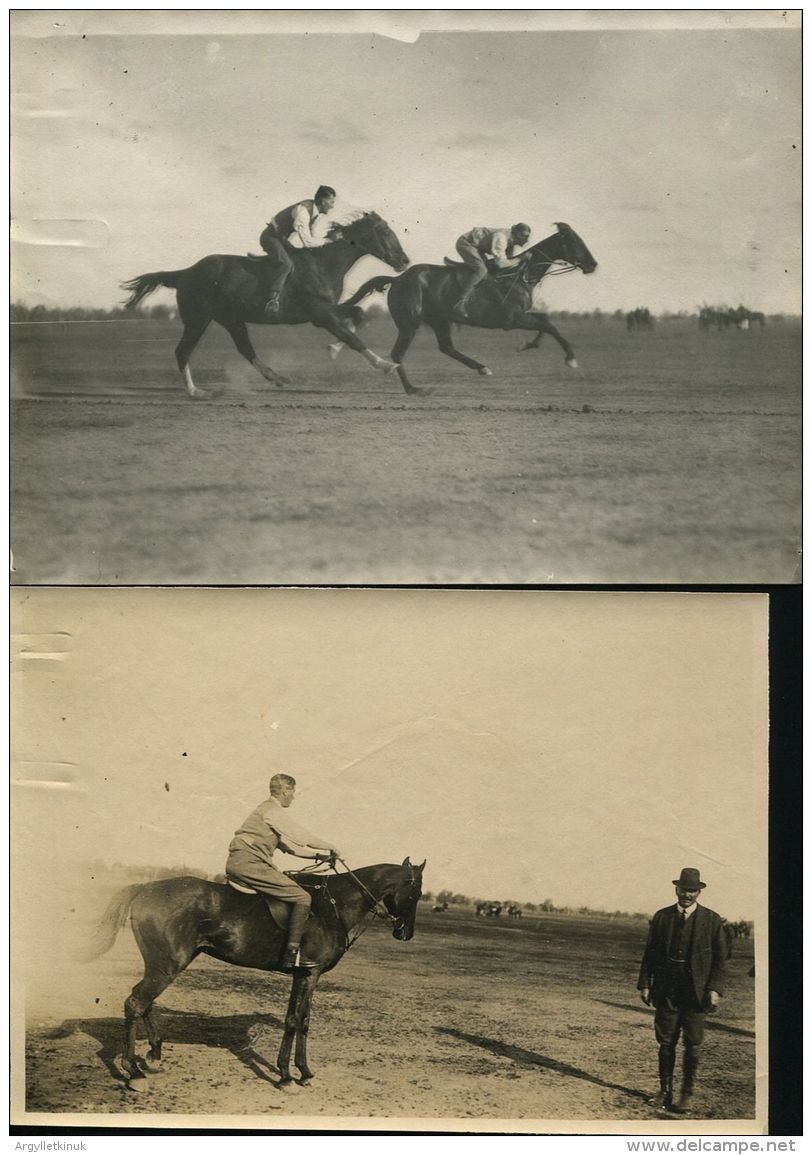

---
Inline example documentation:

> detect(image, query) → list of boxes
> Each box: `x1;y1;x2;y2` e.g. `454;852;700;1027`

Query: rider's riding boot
454;293;471;318
264;292;281;316
280;901;311;969
673;1046;700;1114
649;1045;676;1110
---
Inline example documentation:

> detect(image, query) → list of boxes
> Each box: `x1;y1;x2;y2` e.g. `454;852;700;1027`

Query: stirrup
264;297;281;316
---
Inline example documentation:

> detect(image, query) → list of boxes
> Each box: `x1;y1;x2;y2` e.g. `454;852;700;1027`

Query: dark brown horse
83;858;424;1088
121;211;409;398
337;222;597;395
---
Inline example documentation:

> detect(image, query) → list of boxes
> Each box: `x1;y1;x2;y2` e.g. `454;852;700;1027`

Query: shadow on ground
44;1008;287;1088
593;1000;756;1038
435;1026;650;1103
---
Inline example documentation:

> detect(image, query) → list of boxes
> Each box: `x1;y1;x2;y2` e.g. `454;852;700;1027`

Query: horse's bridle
302;857;419;949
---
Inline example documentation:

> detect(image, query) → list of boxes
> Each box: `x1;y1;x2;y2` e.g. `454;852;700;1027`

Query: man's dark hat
672;867;706;890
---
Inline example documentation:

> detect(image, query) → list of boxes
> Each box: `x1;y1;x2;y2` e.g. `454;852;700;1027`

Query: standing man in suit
637;867;728;1116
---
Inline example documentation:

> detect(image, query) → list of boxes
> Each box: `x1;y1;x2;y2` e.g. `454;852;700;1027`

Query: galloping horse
82;859;424;1088
337;222;597;396
121;212;409;398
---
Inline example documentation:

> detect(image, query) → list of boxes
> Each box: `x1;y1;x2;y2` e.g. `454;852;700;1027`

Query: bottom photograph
11;588;767;1133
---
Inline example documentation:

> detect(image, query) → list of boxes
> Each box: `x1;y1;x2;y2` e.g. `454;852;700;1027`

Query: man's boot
649;1045;675;1110
279;901;310;970
674;1046;700;1115
264;292;281;317
453;291;472;319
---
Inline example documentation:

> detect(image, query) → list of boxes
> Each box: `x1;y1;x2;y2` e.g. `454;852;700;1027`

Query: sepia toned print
10;11;800;585
12;589;767;1131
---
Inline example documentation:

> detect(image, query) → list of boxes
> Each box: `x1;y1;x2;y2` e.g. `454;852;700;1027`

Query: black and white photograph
10;10;801;586
12;589;767;1131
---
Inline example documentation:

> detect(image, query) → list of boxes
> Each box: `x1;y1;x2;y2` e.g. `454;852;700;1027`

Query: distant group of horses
473;901;523;919
625;306;654;331
721;918;752;959
698;305;766;332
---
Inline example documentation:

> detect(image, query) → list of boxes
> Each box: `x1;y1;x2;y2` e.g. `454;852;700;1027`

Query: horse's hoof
383;360;400;374
478;367;493;377
327;343;343;360
142;1058;163;1074
405;386;433;398
124;1075;149;1094
189;388;212;401
565;358;578;369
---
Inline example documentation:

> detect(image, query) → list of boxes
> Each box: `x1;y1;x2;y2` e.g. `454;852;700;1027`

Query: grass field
10;316;800;584
22;902;756;1126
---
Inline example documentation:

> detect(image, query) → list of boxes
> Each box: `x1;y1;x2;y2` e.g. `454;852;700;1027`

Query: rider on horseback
453;222;532;317
259;185;338;316
226;773;341;969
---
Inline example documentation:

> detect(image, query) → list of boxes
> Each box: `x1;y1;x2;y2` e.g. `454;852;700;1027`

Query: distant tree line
11;301;795;325
10;301;176;322
421;888;650;920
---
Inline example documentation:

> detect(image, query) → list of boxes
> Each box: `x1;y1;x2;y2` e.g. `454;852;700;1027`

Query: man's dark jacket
637;904;727;1008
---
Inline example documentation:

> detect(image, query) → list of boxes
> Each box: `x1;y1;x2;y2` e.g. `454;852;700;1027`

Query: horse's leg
327;306;366;360
277;970;308;1086
390;322;431;397
217;317;290;387
514;313;578;368
175;320;212;399
518;333;543;352
122;968;180;1088
312;308;399;375
293;970;322;1085
426;317;493;378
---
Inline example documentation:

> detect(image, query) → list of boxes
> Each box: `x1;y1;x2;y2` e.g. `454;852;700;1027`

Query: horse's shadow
594;1000;756;1038
434;1027;650;1104
47;1008;287;1088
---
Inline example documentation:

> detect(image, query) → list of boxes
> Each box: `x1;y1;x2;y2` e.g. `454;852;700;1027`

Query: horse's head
552;222;598;274
381;857;425;941
523;223;597;282
332;211;410;273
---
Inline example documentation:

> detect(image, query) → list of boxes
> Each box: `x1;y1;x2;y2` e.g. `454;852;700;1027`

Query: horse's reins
494;247;580;306
293;856;413;950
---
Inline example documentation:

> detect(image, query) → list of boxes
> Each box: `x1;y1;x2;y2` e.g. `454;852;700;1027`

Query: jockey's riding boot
674;1046;700;1114
649;1045;676;1110
454;294;471;318
264;292;281;317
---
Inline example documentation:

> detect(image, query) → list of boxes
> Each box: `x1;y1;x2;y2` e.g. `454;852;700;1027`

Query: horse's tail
341;275;397;309
77;882;144;962
120;270;182;309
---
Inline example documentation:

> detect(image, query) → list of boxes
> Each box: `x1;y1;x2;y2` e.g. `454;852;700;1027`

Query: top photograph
10;11;801;586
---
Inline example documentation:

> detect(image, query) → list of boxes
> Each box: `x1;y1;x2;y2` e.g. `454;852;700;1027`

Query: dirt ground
22;905;756;1127
10;317;800;585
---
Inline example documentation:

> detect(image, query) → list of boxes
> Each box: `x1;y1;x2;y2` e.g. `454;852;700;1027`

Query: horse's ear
402;857;411;867
416;859;426;871
554;222;570;233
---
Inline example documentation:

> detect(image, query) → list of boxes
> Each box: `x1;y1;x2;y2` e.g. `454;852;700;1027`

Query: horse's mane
326;206;377;238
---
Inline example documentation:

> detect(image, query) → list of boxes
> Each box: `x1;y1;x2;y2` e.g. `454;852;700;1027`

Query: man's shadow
45;1007;288;1089
434;1026;650;1103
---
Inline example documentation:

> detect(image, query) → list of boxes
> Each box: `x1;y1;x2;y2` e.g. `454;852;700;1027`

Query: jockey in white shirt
453;222;532;317
258;185;337;315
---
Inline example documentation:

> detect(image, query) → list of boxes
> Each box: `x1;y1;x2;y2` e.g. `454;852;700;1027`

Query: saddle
226;874;328;933
443;256;520;280
227;877;294;932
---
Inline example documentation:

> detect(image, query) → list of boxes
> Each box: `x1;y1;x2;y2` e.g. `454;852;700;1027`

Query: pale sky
13;589;767;922
11;13;800;315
